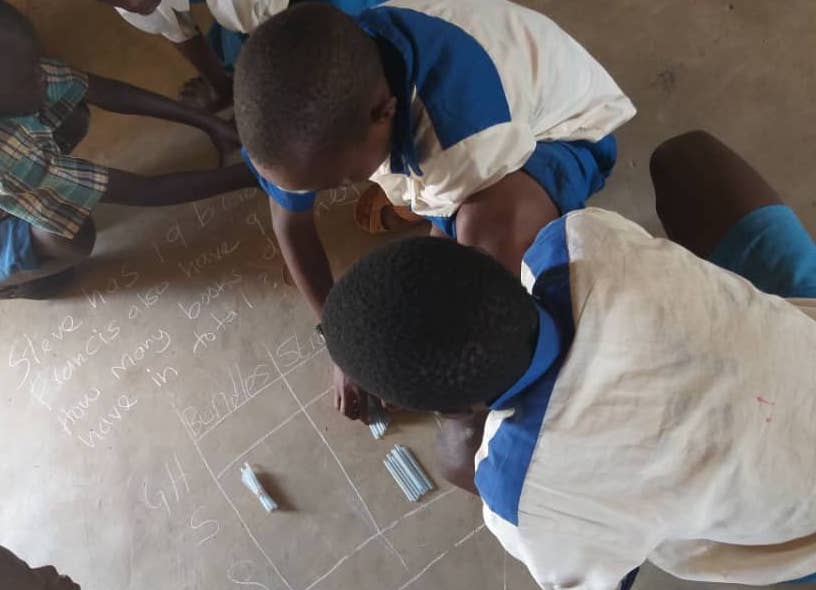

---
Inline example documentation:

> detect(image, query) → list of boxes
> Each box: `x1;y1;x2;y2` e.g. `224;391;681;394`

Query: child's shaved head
234;3;394;192
322;237;539;412
0;1;44;115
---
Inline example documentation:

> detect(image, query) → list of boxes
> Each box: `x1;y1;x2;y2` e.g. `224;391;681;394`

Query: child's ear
372;95;397;124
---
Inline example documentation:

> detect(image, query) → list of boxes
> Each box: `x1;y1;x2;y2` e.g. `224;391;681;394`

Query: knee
71;218;97;258
59;218;96;261
651;130;719;222
33;218;96;262
453;201;478;246
650;130;717;179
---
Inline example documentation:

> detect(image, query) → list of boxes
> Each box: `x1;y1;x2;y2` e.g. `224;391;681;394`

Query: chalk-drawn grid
173;338;494;590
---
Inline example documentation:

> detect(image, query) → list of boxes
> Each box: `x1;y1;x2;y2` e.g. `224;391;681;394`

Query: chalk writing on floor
181;363;279;440
75;392;139;449
9;318;122;391
82;263;140;309
151;221;189;264
178;240;241;279
227;560;271;590
190;290;254;354
193;188;258;229
127;281;171;321
57;387;102;436
8;314;85;389
177;270;243;321
110;328;173;380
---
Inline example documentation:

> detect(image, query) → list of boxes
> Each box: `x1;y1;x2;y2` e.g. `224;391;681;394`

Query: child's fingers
337;384;360;420
358;390;370;425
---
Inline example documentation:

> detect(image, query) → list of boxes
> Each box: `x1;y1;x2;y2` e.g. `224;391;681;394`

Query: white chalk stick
240;462;278;513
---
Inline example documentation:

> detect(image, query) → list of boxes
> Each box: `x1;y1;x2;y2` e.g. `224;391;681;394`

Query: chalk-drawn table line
302;488;457;590
194;369;281;440
193;348;325;442
163;325;480;590
396;524;486;590
169;402;294;590
215;388;331;480
503;547;508;590
266;353;409;572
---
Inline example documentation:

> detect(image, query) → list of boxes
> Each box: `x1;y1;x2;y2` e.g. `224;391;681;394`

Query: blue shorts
428;135;617;238
0;216;39;282
709;204;816;298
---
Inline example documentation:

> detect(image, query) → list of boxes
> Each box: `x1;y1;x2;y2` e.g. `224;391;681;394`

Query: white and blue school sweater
476;208;816;589
248;0;636;234
116;0;385;41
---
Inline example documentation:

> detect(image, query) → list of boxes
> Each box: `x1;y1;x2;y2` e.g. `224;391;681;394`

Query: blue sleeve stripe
475;216;575;526
358;7;511;151
240;148;316;212
475;364;560;526
522;215;571;280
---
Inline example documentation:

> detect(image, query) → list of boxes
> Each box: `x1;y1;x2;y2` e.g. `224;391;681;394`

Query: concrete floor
1;1;815;589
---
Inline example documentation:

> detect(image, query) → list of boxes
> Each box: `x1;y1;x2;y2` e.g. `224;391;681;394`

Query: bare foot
381;205;423;231
354;184;425;234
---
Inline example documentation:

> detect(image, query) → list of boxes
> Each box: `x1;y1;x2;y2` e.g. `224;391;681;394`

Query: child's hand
333;363;371;424
180;77;233;114
434;410;488;495
207;119;242;167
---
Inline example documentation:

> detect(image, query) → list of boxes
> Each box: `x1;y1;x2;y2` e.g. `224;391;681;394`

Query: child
0;1;257;298
233;0;636;420
101;0;388;111
320;132;816;589
0;545;79;590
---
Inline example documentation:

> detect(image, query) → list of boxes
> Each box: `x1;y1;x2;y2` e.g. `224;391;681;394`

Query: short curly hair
234;3;383;167
0;1;36;42
322;237;539;412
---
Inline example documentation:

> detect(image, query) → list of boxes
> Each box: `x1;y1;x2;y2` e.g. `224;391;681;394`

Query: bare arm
435;410;488;495
101;164;256;207
174;35;234;105
269;202;379;423
84;74;238;158
269;201;334;318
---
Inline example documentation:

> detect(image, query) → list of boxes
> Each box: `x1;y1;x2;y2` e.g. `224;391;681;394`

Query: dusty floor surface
1;1;815;589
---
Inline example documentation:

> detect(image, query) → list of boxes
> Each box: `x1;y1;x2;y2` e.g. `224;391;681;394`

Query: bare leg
649;130;782;258
456;170;559;276
0;219;95;290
